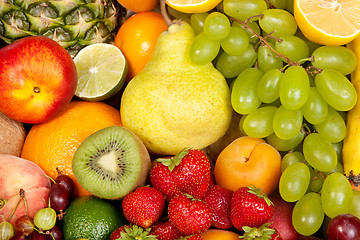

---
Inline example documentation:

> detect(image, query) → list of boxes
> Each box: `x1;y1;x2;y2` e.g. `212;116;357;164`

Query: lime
73;43;127;101
62;196;125;240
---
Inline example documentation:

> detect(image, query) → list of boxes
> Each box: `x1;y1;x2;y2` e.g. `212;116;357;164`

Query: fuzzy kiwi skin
73;126;152;200
0;112;26;156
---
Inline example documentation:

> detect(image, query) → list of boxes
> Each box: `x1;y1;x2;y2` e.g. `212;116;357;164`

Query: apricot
214;136;282;196
200;229;240;240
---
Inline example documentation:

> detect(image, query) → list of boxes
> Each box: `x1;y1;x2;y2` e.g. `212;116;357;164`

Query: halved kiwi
72;125;151;199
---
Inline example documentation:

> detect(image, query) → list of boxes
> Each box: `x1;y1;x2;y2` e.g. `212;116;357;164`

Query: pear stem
160;0;174;27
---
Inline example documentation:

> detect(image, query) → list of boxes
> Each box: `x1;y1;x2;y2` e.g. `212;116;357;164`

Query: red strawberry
168;193;212;235
203;185;233;229
230;186;274;230
122;186;166;228
177;234;203;240
150;220;184;240
150;149;211;200
110;225;158;240
242;223;282;240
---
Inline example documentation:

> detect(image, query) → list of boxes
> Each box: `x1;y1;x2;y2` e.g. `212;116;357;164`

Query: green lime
62;196;125;240
73;43;127;101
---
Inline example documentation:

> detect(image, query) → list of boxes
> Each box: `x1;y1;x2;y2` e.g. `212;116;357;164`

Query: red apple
0;155;51;225
269;193;302;240
0;36;77;124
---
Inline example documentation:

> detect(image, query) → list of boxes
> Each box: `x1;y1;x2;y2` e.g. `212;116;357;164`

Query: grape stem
7;189;25;222
160;0;174;27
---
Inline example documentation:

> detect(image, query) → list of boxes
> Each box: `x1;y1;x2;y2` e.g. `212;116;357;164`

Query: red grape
55;169;74;198
47;225;63;240
49;183;70;211
327;214;360;240
14;215;34;236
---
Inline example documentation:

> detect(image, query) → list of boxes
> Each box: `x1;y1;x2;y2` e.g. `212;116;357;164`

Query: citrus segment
21;101;122;197
166;0;222;13
74;43;127;101
294;0;360;46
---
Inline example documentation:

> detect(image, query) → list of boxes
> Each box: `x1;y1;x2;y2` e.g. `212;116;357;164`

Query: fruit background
1;0;360;239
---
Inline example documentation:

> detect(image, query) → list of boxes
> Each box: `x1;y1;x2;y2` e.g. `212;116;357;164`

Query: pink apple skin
269;194;302;240
0;155;51;224
0;36;77;124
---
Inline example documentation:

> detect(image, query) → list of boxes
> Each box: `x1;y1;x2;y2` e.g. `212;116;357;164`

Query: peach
0;155;51;224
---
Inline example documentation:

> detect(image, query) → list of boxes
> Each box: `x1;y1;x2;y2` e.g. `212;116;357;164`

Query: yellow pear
120;21;233;155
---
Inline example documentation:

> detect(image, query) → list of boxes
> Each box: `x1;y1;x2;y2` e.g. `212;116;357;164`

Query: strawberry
122;186;166;228
241;223;282;240
168;193;212;235
230;186;274;230
203;184;233;229
110;225;157;240
150;148;211;201
177;234;203;240
150;220;184;240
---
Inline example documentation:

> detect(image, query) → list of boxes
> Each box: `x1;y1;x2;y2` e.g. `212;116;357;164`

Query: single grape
189;31;220;65
281;151;305;172
49;183;70;212
259;8;298;37
14;215;34;236
314;107;346;143
33;208;57;231
268;0;288;9
321;172;353;219
279;162;310;202
0;221;15;240
216;44;257;78
190;13;209;34
257;68;282;103
294;30;322;55
203;12;231;41
312;45;358;76
231;68;263;114
266;130;304;152
279;65;310;110
303;133;337;172
301;87;328;125
28;231;49;240
220;26;249;55
309;171;325;193
275;35;310;62
232;20;261;44
257;44;284;73
327;214;360;240
315;68;357;111
273;105;303;140
292;192;324;236
242;105;277;138
238;114;247;135
351;189;360;219
223;0;268;21
46;225;63;240
332;141;343;163
55;169;74;199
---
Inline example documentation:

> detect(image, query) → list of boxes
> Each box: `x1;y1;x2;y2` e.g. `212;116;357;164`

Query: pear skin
120;21;233;155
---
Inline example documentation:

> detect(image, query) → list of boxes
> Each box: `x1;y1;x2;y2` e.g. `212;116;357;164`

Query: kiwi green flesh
72;125;151;199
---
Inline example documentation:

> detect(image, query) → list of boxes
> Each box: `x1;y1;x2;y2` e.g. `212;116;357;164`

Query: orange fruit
200;229;240;240
116;0;159;12
114;11;168;81
166;0;222;13
214;136;282;196
21;101;122;197
294;0;360;46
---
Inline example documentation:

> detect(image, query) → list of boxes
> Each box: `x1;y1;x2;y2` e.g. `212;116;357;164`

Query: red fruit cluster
109;148;282;240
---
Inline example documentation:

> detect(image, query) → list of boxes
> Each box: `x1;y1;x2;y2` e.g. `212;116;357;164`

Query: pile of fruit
1;0;360;239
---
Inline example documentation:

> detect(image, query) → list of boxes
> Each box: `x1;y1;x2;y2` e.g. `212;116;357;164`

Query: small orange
214;136;282;196
116;0;159;12
200;229;240;240
114;11;168;81
21;101;122;197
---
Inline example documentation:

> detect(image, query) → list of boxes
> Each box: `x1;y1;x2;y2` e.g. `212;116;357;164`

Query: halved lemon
166;0;222;13
294;0;360;46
